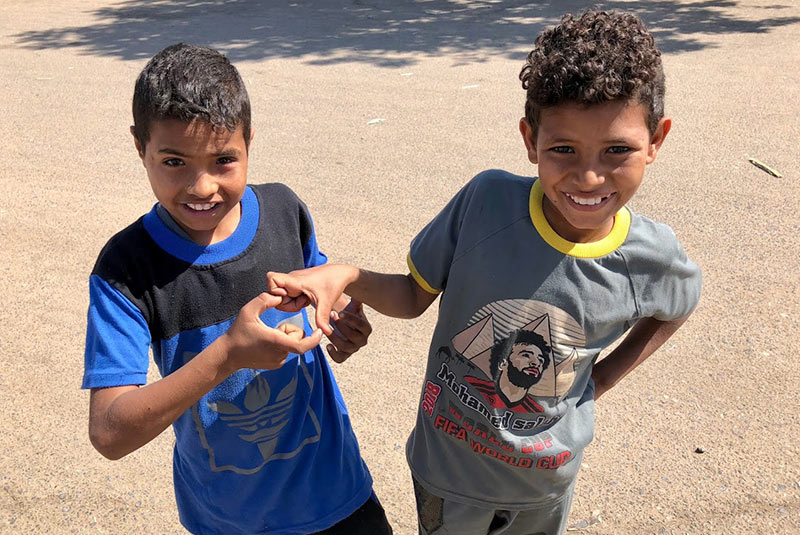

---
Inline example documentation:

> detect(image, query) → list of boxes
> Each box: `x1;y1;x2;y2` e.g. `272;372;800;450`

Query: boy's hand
326;299;372;363
267;265;357;336
224;293;323;371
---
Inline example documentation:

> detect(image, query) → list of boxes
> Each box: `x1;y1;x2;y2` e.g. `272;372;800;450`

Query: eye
549;146;574;154
163;158;184;167
217;156;236;165
608;146;632;154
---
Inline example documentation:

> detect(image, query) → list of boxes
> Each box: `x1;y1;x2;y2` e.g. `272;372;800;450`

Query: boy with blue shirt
267;11;702;535
83;43;392;535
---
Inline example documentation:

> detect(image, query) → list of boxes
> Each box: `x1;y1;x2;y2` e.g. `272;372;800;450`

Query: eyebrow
156;148;242;157
544;137;637;146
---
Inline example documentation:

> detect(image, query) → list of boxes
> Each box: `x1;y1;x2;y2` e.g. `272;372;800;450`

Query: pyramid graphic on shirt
451;304;580;398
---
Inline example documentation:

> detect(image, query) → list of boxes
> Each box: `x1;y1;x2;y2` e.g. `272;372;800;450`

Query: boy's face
133;119;253;245
520;100;670;243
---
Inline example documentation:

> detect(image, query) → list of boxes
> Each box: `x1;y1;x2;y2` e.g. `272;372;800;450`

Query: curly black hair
132;43;251;152
520;10;665;136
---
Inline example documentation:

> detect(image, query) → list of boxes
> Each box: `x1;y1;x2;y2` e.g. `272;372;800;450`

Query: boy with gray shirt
267;10;701;535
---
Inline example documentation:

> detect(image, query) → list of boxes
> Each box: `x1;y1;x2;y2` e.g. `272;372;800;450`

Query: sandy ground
1;0;798;533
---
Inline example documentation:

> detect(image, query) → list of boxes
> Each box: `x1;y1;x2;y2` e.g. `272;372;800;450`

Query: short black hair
132;43;251;152
489;329;552;380
520;10;665;136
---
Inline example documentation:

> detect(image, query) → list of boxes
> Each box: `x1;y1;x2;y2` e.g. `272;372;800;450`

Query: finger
329;318;367;348
266;271;308;299
326;331;359;355
343;298;364;314
244;292;283;318
277;294;312;312
314;298;336;337
278;322;304;337
266;271;288;295
280;328;323;354
334;310;372;337
266;274;287;297
326;344;351;364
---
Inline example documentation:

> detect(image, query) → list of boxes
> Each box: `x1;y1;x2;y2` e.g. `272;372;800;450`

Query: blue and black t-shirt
83;183;373;534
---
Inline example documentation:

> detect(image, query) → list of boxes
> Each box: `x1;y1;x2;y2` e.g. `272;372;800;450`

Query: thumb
246;292;283;317
315;297;336;337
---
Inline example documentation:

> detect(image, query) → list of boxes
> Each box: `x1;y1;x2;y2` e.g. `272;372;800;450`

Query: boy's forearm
591;315;690;399
89;335;235;460
345;269;436;319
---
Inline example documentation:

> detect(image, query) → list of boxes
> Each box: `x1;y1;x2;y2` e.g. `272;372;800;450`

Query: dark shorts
312;492;393;535
414;478;574;535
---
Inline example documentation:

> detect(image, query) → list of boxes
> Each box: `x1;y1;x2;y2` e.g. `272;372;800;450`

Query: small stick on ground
748;158;783;178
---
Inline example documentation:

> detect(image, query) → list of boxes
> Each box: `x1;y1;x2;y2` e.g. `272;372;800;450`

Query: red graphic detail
536;451;572;469
464;376;544;413
433;415;469;442
422;381;442;417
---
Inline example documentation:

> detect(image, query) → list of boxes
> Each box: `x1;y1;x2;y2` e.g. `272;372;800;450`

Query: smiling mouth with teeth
565;193;613;206
186;202;218;211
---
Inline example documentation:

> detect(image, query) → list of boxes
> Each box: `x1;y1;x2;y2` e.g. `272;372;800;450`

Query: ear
519;118;539;165
646;117;672;164
131;126;146;160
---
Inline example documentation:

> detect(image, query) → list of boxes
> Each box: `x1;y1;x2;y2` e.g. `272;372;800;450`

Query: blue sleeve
83;275;151;388
302;207;328;269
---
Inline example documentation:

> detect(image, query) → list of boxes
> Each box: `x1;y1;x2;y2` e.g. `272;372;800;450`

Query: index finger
266;271;289;296
333;309;372;337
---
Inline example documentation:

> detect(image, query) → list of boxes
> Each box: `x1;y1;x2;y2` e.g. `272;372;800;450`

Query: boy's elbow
89;424;130;461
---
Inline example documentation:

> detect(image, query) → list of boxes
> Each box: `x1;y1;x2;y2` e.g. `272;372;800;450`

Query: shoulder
249;183;317;247
623;211;702;288
453;169;533;218
250;182;314;220
623;212;685;263
621;211;702;319
469;169;532;193
92;216;153;277
250;182;304;208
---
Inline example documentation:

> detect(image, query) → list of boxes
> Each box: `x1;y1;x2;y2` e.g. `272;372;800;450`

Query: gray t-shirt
406;169;702;509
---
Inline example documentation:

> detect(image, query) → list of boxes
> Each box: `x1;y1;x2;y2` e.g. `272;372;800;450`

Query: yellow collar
529;180;630;258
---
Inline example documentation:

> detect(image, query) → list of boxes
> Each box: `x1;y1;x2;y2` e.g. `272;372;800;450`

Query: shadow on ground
14;0;800;66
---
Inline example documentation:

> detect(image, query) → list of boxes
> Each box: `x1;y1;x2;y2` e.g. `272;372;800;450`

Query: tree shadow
13;0;800;66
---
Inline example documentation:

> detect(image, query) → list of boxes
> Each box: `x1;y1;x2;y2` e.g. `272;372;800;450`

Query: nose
187;170;218;198
575;157;606;189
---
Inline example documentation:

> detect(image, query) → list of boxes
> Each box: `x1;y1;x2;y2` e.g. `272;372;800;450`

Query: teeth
187;203;216;211
566;193;607;206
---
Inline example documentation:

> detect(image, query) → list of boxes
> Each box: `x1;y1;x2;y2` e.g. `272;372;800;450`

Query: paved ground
1;1;798;533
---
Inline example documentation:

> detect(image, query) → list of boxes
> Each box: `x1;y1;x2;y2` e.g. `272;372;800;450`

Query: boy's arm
591;314;690;400
89;293;322;460
268;265;438;335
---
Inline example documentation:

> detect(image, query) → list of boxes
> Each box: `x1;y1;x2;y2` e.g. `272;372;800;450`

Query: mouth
523;367;540;377
185;202;220;212
564;192;615;208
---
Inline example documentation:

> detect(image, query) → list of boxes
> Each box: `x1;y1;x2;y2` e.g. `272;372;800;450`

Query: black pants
313;493;393;535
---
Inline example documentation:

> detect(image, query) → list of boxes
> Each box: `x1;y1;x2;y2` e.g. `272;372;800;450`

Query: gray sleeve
408;174;483;294
633;225;702;321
